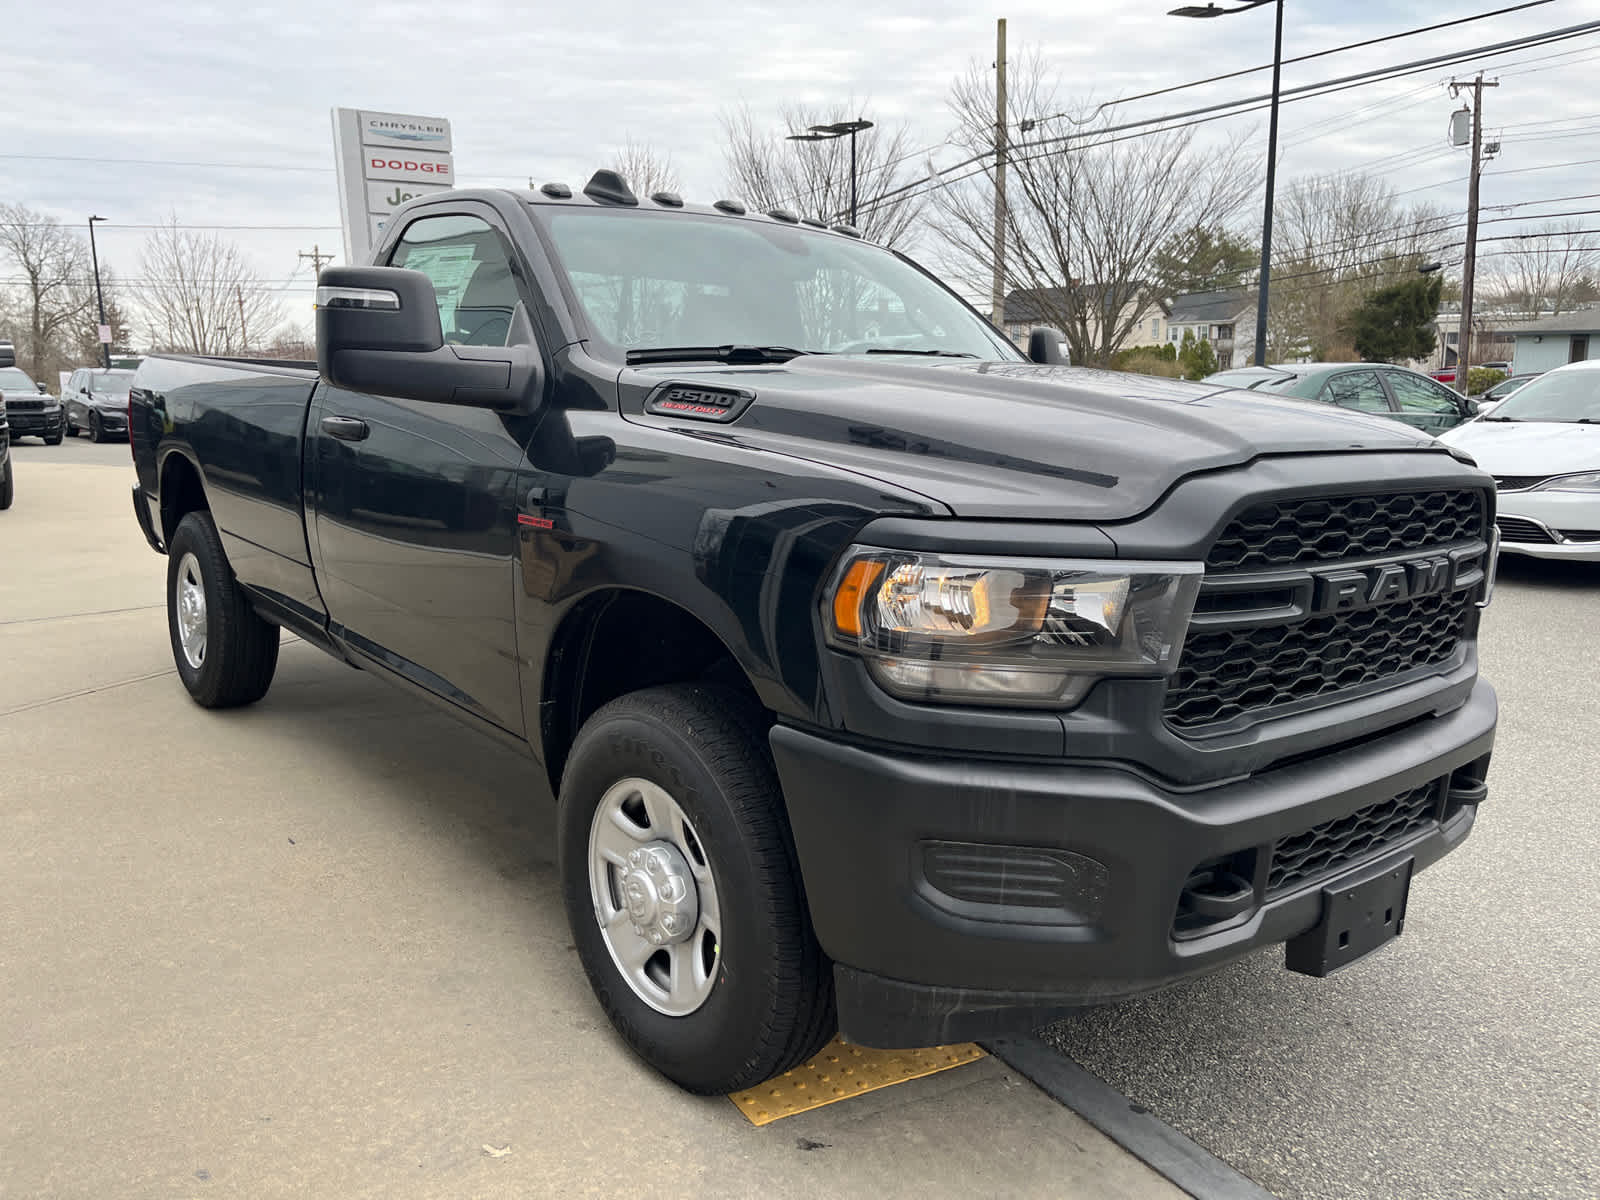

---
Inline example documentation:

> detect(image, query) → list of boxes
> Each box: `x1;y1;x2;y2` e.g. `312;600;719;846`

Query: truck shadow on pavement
244;641;563;905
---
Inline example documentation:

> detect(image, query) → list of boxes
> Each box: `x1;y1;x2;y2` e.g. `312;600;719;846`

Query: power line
853;20;1600;219
1020;0;1559;130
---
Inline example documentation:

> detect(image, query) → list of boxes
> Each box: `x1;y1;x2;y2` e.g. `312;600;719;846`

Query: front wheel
559;683;835;1095
64;419;76;438
0;458;12;510
89;413;104;443
166;511;280;708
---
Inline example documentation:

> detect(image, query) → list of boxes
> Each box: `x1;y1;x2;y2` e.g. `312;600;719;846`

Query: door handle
320;415;369;442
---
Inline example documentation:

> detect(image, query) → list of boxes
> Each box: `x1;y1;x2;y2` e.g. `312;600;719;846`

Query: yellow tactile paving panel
730;1038;986;1125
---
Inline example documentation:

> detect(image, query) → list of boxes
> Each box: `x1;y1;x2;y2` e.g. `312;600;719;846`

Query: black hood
621;357;1443;521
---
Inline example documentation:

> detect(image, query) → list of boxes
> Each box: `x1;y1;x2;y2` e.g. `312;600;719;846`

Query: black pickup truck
130;173;1499;1095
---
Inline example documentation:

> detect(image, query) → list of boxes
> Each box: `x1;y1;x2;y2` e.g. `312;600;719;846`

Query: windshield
0;367;39;390
87;370;134;392
1486;367;1600;422
536;206;1020;360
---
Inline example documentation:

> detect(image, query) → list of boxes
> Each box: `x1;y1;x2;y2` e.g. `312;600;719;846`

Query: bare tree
69;271;135;364
0;204;93;380
137;218;285;355
721;103;925;246
1478;220;1600;318
931;51;1256;364
608;138;681;198
1267;172;1451;360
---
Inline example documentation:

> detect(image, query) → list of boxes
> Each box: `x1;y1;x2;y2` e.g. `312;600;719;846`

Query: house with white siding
1167;289;1257;369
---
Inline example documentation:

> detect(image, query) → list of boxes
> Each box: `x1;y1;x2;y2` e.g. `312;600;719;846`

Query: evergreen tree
1343;274;1443;363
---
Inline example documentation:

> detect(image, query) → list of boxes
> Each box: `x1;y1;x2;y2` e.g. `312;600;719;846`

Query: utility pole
991;17;1008;328
1450;73;1498;385
298;244;335;276
236;284;249;352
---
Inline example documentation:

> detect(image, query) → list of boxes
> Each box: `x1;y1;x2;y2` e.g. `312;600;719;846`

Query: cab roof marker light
767;208;800;224
540;182;573;199
651;191;685;208
713;199;747;216
315;286;400;311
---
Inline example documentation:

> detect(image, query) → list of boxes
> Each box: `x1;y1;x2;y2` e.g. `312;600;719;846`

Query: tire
89;412;104;443
559;683;835;1095
44;428;62;445
64;420;76;438
166;510;280;708
0;458;12;510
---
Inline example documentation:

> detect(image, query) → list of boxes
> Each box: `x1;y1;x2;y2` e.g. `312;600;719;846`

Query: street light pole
786;119;875;227
1170;0;1282;366
87;215;110;369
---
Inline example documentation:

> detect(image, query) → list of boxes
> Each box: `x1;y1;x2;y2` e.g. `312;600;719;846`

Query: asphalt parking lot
1040;552;1600;1199
1;444;1175;1198
4;441;1594;1200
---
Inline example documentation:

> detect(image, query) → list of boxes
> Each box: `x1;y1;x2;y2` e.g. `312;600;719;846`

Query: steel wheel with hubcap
559;682;835;1095
589;777;722;1017
174;551;208;670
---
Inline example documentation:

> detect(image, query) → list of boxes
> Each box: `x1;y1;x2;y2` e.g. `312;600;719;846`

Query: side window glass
1321;371;1390;413
1388;372;1462;415
389;213;525;348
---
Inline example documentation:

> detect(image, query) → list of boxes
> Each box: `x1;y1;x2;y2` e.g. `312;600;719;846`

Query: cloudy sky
7;0;1600;323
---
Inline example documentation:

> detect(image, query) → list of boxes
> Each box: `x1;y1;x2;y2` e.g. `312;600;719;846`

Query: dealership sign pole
330;108;455;267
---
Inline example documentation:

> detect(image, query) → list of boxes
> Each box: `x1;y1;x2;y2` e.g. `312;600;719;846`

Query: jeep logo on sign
1311;555;1457;614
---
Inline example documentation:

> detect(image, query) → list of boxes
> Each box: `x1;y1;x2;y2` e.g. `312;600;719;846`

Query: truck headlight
1530;471;1600;493
824;549;1203;707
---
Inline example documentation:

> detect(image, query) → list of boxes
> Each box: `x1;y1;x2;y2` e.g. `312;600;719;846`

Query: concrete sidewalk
1;458;1181;1199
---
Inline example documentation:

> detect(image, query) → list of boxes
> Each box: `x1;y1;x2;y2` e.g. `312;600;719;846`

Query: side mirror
0;341;14;368
1027;328;1070;365
37;381;49;394
316;266;541;412
1472;399;1500;417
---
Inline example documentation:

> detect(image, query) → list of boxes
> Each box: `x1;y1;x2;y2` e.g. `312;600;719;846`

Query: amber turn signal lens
832;559;886;637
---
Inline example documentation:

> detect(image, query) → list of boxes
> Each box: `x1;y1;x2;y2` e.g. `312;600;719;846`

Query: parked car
130;176;1498;1096
1204;362;1474;434
0;343;14;508
0;362;63;444
1467;372;1539;408
63;367;136;441
1438;359;1600;559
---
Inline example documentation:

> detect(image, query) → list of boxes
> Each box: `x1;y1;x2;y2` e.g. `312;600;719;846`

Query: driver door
307;206;535;734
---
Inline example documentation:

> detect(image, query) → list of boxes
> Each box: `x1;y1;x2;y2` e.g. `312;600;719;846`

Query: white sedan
1438;359;1600;560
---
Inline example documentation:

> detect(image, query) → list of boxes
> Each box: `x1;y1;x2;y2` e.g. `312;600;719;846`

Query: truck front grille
1169;488;1489;734
1206;490;1485;571
1267;782;1442;897
1166;591;1472;730
4;397;43;413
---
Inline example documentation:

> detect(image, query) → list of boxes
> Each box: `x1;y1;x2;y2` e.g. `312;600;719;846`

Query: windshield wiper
862;348;978;358
1479;415;1519;421
625;345;822;366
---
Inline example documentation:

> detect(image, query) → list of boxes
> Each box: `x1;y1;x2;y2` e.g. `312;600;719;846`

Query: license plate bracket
1285;853;1414;978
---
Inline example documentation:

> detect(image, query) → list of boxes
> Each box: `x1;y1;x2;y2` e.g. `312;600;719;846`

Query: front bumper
772;678;1497;1047
7;410;62;438
1497;492;1600;560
